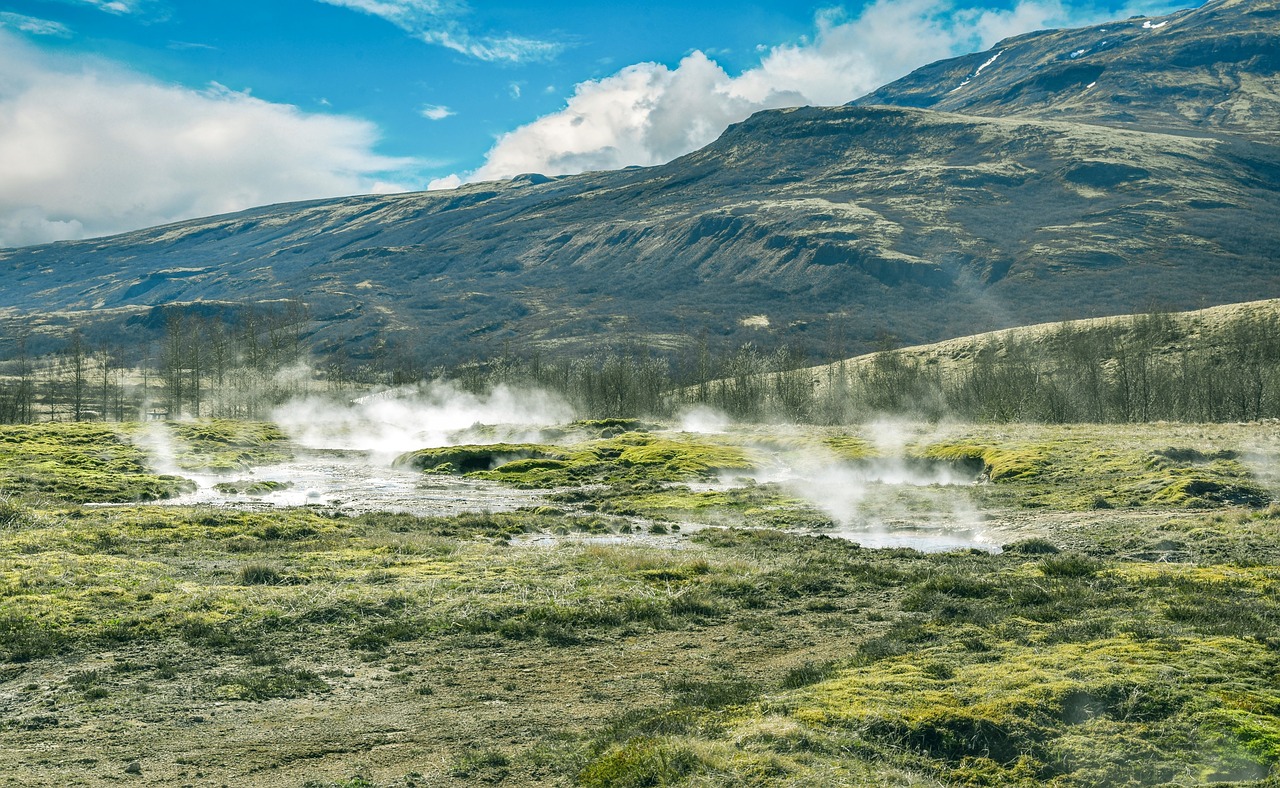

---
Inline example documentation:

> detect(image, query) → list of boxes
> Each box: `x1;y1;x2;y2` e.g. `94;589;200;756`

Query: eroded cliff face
2;0;1278;364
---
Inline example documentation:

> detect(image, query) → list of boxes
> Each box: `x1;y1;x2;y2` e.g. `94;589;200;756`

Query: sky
0;0;1190;248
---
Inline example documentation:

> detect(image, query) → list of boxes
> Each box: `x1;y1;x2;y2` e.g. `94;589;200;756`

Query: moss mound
394;444;566;474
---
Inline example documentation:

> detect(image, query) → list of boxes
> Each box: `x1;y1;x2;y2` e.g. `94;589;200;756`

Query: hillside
1;0;1277;367
806;297;1280;383
678;297;1280;425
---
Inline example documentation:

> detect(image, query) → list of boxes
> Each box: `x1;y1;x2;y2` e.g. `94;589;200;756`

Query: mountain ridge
856;0;1280;139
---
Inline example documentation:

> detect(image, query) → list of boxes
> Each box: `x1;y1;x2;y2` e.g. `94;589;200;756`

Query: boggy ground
1;420;1279;786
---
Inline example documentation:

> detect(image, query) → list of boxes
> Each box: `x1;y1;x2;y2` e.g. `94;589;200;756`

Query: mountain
856;0;1280;139
1;0;1277;368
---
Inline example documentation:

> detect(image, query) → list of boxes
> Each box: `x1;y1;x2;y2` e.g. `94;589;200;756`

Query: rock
124;761;142;774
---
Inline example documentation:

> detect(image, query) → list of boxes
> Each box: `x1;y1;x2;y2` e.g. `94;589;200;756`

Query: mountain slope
0;0;1277;367
856;0;1280;139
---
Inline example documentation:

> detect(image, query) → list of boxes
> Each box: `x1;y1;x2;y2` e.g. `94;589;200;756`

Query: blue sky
0;0;1188;247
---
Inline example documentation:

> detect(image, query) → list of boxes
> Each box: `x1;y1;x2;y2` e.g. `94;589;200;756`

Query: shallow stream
156;448;548;517
150;445;1001;553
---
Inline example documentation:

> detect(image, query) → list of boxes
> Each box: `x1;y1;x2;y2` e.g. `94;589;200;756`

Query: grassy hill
691;298;1280;424
810;297;1280;382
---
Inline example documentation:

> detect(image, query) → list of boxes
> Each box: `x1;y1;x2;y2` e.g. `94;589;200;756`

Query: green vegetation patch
917;439;1047;482
569;535;1280;786
570;418;658;438
394;443;566;474
916;425;1273;510
165;420;292;471
395;433;757;511
4;421;1280;785
607;434;753;478
0;423;193;503
786;634;1279;784
209;666;329;701
213;479;293;496
821;433;877;460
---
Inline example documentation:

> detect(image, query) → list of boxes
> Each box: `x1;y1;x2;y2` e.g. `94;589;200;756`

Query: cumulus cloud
460;0;1184;183
0;30;420;248
427;174;464;190
316;0;562;63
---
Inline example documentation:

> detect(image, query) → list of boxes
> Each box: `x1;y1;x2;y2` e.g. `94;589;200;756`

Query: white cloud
427;174;463;190
0;12;71;36
420;103;455;120
315;0;455;26
420;30;562;63
466;0;1184;182
0;31;421;248
315;0;562;63
71;0;147;14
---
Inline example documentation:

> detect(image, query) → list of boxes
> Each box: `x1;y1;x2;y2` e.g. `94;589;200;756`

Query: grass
164;420;292;472
0;420;293;503
1;419;1279;785
916;423;1274;510
0;423;192;502
398;430;755;487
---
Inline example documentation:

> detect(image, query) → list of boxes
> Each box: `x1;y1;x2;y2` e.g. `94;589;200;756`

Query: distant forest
2;305;1279;425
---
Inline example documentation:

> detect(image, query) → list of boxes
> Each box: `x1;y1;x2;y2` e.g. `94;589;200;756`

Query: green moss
393;443;565;473
1149;476;1270;508
162;420;292;472
821;434;877;460
611;434;753;476
213;479;292;495
396;432;755;497
918;440;1048;481
569;418;657;437
0;423;193;502
916;426;1273;511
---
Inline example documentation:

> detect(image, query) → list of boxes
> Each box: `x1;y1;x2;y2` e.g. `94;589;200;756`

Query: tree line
689;309;1280;424
0;301;313;423
4;305;1280;425
457;309;1280;424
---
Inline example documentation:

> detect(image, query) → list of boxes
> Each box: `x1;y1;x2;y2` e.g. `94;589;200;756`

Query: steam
679;405;731;434
732;419;993;551
130;379;995;551
1242;431;1280;502
133;418;183;477
272;380;575;459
